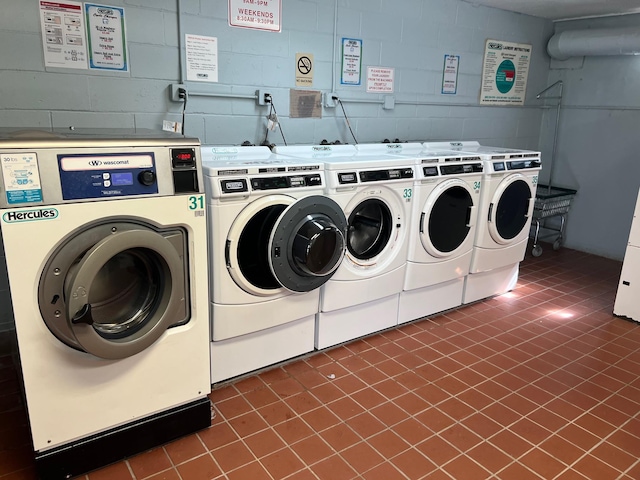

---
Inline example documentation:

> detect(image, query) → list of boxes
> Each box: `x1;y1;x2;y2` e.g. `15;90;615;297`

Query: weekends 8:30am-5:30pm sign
228;0;281;32
480;39;531;106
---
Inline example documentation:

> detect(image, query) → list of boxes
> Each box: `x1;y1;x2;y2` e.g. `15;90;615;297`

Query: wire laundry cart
531;80;578;257
530;184;577;257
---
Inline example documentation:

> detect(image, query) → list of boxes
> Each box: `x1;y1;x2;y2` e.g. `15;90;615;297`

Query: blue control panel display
58;152;158;200
111;172;134;186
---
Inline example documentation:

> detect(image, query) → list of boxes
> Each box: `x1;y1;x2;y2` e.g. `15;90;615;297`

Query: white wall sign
39;1;88;69
295;53;313;87
186;34;219;82
480;39;531;106
228;0;281;32
85;3;127;71
366;66;394;93
341;38;362;86
441;55;459;95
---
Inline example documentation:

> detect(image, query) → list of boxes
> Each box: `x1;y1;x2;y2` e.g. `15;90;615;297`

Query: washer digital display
111;172;134;186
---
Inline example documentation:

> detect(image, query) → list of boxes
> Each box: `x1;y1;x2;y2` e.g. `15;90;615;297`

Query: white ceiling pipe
547;27;640;60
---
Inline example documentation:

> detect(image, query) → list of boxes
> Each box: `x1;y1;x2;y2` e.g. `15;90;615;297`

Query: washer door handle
71;303;94;326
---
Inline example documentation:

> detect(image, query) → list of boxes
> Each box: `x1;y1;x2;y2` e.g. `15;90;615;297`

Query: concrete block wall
0;0;553;333
538;14;640;260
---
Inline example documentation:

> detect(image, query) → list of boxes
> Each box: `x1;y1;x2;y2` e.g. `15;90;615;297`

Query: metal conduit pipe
548;27;640;60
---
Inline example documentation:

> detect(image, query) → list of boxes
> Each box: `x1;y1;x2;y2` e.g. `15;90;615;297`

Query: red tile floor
2;243;640;479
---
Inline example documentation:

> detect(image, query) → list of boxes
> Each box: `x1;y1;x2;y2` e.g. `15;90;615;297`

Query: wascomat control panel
58;148;199;200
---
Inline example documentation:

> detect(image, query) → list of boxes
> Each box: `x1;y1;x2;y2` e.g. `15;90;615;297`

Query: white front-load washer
0;131;211;479
202;146;346;382
425;141;542;303
274;144;415;349
375;145;485;324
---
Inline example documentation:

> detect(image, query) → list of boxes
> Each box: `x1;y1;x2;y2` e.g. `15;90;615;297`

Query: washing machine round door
420;179;475;258
39;222;188;359
488;175;534;245
228;195;347;295
346;198;394;261
269;195;347;292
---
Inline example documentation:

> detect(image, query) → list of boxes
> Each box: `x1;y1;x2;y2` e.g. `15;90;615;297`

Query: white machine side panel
628;190;640;247
210;315;315;383
398;278;464;324
316;294;398;349
321;265;405;312
614;245;640;321
463;264;519;304
211;291;319;340
1;196;210;451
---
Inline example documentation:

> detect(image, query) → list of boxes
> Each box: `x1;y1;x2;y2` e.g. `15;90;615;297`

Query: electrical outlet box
383;95;395;110
170;83;187;102
256;90;271;106
324;92;338;108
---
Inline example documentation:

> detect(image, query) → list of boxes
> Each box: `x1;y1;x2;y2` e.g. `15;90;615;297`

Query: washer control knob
138;170;156;186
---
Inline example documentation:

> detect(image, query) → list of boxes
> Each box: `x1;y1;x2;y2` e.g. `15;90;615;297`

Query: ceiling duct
547;27;640;60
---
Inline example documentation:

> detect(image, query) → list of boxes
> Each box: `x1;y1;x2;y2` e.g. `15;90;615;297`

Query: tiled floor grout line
551;405;640;479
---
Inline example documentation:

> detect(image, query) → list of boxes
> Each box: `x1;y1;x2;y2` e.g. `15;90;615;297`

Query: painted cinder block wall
538;13;640;260
0;0;553;332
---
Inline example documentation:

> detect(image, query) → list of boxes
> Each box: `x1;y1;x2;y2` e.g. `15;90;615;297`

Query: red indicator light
176;153;192;161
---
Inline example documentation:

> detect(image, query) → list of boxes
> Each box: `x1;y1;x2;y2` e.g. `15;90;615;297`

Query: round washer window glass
428;186;472;253
86;248;163;339
496;179;531;240
347;199;392;260
238;204;287;289
292;214;345;276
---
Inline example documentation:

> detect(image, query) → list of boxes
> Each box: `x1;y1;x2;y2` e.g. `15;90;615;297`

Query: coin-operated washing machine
425;141;541;304
274;145;414;349
368;144;485;324
0;130;211;480
202;146;346;383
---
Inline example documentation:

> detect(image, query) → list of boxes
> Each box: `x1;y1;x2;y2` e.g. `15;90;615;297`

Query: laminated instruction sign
39;1;88;69
85;3;127;71
185;34;218;82
228;0;281;32
480;39;531;106
1;153;44;205
341;38;362;85
366;67;394;93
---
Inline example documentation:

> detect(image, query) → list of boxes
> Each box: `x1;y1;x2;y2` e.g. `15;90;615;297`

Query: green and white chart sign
480;39;531;106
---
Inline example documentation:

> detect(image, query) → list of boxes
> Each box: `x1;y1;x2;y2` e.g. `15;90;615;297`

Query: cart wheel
553;239;562;251
532;245;543;257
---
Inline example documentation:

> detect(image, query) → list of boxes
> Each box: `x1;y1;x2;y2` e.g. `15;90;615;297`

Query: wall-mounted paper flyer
341;38;362;85
366;67;394;93
185;34;219;82
39;1;88;69
480;39;531;106
85;3;127;71
441;55;459;95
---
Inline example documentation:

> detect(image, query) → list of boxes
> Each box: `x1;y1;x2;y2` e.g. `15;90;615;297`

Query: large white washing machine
377;144;485;323
425;141;542;303
0;131;211;479
202;146;346;382
274;144;414;349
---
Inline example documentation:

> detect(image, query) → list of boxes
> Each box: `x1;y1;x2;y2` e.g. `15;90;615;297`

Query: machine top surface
201;145;322;174
0;128;199;149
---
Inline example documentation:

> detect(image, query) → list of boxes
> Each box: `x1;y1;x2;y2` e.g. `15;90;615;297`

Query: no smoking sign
295;53;313;86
